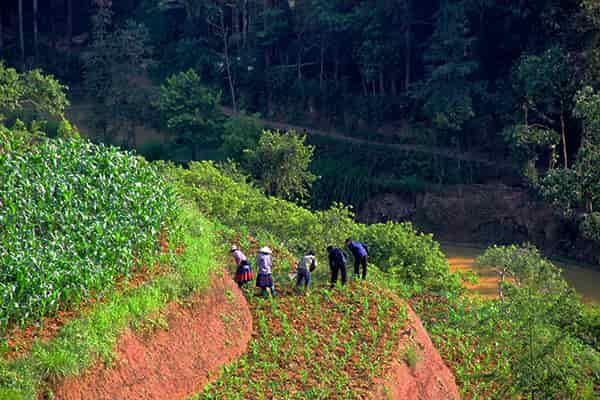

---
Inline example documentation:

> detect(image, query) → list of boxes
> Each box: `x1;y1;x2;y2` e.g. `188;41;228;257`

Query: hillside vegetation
0;134;177;329
168;161;600;399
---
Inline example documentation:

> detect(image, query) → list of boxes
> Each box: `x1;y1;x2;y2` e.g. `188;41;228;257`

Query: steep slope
375;307;460;400
54;271;252;400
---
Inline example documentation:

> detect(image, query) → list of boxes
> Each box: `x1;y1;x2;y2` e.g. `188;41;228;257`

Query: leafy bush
580;212;600;242
0;137;178;328
166;161;455;292
243;130;317;201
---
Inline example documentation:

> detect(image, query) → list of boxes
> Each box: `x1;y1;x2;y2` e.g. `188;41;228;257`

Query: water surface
441;242;600;303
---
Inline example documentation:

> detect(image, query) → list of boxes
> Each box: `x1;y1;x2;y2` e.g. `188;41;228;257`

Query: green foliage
83;1;155;144
476;244;567;295
166;161;455;293
416;245;599;399
362;222;459;293
580;212;600;242
0;206;218;399
415;0;481;135
539;167;580;216
539;86;600;220
244;130;317;201
575;85;600;144
220;112;264;162
157;69;223;154
0;62;68;122
0;135;178;328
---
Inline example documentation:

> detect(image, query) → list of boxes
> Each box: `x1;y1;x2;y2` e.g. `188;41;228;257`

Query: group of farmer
230;239;369;297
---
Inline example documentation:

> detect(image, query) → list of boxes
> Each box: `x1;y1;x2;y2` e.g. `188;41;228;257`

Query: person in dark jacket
345;238;368;280
327;245;347;288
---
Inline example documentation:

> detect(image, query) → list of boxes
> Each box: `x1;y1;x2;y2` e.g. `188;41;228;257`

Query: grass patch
201;283;407;400
0;206;218;400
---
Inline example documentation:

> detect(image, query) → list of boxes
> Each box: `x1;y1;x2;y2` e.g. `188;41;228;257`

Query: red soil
375;306;461;400
53;271;252;400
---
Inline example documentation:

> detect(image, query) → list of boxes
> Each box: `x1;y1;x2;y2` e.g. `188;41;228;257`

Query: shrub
166;161;455;292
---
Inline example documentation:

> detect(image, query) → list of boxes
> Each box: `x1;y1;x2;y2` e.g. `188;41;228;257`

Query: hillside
1;134;598;399
0;136;461;399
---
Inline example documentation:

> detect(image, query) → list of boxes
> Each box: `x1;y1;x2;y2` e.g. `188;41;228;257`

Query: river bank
442;242;600;303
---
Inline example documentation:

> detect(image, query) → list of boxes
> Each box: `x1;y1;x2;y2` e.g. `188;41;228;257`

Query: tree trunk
319;41;325;90
222;13;237;113
67;0;73;48
404;0;412;90
264;0;272;115
19;0;25;67
0;7;3;52
33;0;39;64
232;2;240;38
242;0;248;46
560;110;568;168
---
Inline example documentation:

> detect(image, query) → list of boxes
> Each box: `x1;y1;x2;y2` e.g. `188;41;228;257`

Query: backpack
309;257;317;272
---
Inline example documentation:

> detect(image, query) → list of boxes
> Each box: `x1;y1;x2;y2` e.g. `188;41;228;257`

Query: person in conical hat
231;245;253;288
256;246;276;297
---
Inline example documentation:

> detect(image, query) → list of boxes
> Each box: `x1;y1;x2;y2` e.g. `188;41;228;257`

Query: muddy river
441;242;600;303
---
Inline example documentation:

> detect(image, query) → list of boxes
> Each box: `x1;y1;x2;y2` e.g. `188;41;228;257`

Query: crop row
201;284;407;399
0;138;178;329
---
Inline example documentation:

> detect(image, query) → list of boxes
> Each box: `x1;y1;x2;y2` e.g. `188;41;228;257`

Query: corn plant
0;138;178;329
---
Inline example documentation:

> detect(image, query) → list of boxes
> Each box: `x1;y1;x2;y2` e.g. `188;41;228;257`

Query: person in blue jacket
345;238;369;280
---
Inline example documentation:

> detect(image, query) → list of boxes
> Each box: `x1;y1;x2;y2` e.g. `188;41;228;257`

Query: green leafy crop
0;138;178;329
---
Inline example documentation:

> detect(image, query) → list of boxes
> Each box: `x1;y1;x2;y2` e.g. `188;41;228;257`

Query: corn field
0;139;178;330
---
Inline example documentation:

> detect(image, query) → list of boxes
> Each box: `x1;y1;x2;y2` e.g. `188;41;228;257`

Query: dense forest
1;0;600;225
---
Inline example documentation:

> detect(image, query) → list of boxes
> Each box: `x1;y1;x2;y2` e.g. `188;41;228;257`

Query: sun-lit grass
0;206;218;400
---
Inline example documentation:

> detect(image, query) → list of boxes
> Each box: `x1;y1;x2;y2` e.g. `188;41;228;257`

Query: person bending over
345;238;368;280
296;250;317;296
327;245;347;288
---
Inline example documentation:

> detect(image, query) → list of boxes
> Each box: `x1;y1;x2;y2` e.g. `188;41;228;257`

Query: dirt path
54;271;252;400
221;106;511;168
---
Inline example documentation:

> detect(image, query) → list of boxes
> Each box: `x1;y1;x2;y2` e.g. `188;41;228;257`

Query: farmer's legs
296;270;305;287
361;256;368;280
330;264;339;287
305;269;311;288
354;257;360;277
340;264;347;285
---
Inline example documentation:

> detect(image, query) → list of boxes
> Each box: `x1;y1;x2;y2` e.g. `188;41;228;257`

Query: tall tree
244;129;317;201
207;2;238;113
157;69;222;160
19;0;25;66
510;47;575;169
67;0;73;48
415;0;483;143
33;0;39;63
